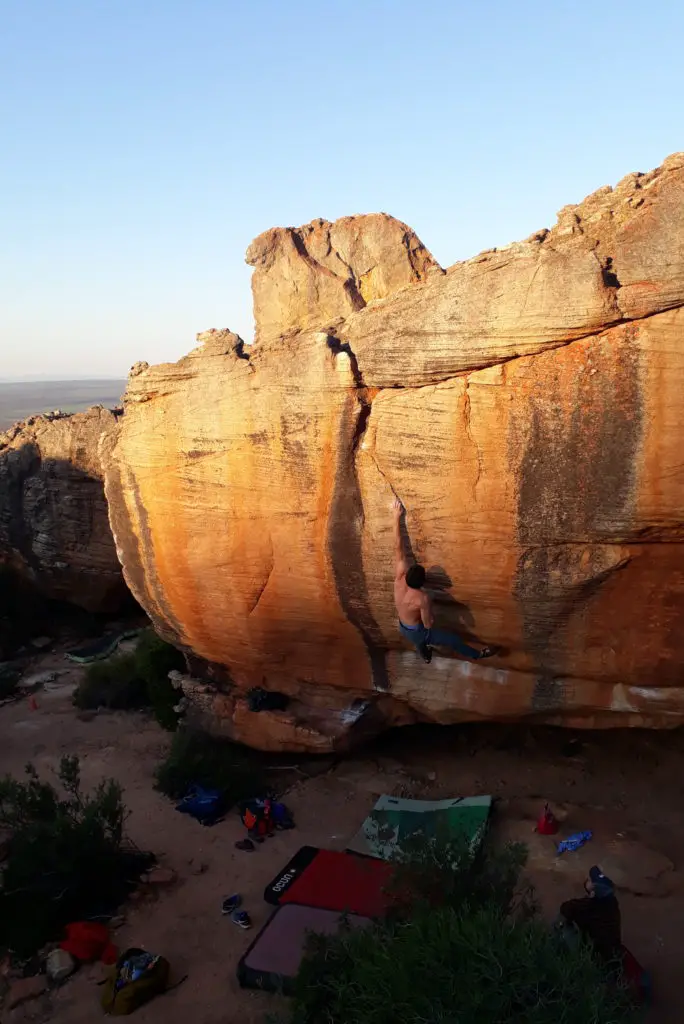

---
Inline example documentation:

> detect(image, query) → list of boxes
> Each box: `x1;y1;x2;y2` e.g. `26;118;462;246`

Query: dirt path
1;659;682;1023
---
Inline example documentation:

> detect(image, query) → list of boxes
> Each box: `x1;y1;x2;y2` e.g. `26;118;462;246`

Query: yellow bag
101;948;170;1016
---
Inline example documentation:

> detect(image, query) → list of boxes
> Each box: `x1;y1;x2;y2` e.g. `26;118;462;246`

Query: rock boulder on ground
103;155;684;752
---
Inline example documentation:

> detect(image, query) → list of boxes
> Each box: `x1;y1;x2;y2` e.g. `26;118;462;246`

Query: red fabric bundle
60;921;118;964
535;804;559;836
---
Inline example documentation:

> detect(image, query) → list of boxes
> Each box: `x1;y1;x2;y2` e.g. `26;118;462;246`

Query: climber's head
585;866;615;899
405;564;426;590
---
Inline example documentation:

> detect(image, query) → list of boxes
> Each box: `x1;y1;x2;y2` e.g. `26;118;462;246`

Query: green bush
134;629;185;729
154;728;266;804
0;756;152;958
291;835;641;1024
0;664;20;700
73;629;184;729
73;652;146;710
293;903;638;1024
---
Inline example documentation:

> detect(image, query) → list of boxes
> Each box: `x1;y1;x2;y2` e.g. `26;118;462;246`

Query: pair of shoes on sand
222;893;251;929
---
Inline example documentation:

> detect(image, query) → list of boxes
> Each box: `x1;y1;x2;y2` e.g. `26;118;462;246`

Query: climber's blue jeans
399;621;480;659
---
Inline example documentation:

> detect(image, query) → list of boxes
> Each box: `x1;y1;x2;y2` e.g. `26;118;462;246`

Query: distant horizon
0;379;126;431
0;374;127;383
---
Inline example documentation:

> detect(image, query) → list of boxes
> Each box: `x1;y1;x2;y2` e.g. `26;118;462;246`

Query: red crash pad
263;846;394;917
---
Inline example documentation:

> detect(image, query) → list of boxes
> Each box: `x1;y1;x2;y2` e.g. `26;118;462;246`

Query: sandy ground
2;651;683;1023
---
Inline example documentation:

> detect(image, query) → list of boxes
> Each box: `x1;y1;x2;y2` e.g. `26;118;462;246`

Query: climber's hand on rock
392;497;403;518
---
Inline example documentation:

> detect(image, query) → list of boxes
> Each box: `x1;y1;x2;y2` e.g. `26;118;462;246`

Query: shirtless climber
392;498;499;665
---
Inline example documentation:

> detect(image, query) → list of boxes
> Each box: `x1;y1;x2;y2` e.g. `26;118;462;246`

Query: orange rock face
105;155;684;751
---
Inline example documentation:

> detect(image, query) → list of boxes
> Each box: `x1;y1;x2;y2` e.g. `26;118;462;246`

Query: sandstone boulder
104;156;684;752
246;213;440;342
0;407;126;612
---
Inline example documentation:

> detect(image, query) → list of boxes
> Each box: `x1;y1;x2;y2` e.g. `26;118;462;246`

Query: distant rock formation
0;407;126;612
104;154;684;751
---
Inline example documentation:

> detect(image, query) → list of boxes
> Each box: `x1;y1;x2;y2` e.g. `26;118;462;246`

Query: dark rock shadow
0;442;138;655
424;564;509;654
425;564;475;630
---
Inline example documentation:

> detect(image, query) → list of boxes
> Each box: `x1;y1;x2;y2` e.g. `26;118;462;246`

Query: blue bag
175;785;225;826
557;830;593;854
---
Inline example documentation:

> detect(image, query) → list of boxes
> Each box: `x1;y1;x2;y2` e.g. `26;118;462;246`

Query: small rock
30;637;53;651
18;671;57;692
46;948;76;982
8;974;48;1009
142;867;177;886
426;771;437;782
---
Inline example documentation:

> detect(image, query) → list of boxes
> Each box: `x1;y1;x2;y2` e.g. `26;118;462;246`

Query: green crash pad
65;629;141;664
347;795;492;861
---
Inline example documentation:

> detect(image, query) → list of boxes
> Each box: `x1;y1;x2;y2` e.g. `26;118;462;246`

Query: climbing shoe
232;910;253;930
418;643;433;664
222;894;242;915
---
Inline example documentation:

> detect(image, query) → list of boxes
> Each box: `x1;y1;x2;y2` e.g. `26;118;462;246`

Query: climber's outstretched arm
392;498;410;580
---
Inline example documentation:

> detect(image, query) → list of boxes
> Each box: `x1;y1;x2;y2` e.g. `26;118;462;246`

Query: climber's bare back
392;497;433;627
394;574;429;627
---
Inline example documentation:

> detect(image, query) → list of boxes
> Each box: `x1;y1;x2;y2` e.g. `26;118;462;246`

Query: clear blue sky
2;0;683;380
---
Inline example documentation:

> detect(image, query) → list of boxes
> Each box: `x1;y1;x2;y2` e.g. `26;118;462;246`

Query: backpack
175;785;225;826
101;948;170;1016
239;798;294;835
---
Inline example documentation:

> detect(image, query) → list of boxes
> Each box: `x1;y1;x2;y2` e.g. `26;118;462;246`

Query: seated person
558;865;622;962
